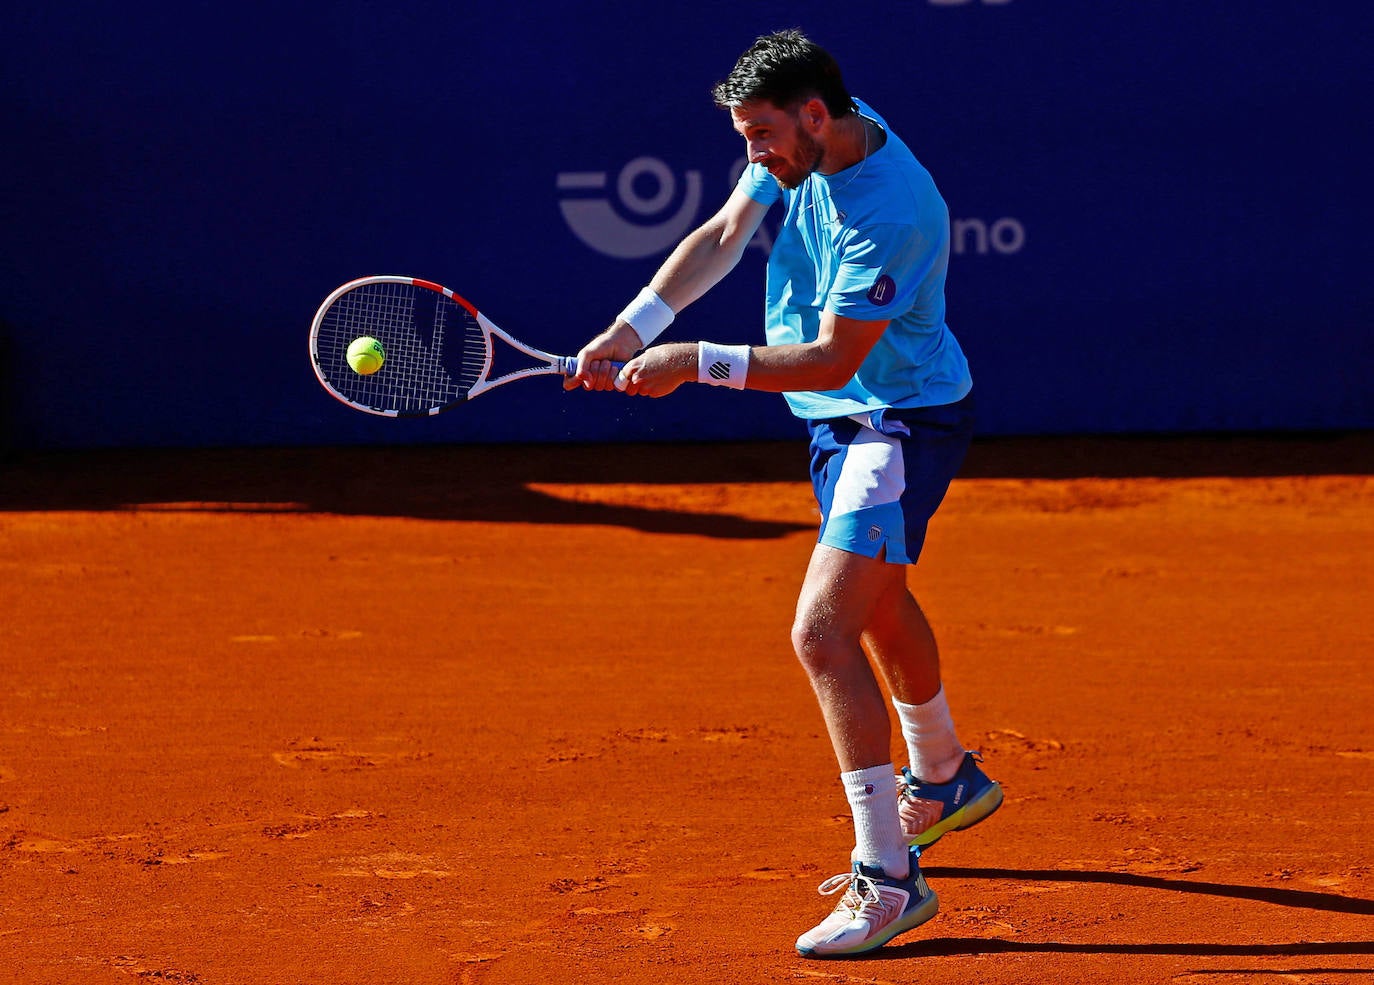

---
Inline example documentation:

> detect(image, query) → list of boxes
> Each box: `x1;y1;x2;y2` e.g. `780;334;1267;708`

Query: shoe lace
816;869;882;917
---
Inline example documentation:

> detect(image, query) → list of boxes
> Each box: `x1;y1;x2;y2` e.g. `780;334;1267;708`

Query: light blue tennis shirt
737;99;972;421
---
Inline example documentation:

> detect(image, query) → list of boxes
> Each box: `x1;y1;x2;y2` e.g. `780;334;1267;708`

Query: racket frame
309;275;578;417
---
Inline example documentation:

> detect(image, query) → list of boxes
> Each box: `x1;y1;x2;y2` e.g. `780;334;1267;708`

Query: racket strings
316;282;489;414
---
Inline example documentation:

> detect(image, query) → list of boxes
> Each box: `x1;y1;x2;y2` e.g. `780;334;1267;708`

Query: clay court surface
2;435;1372;984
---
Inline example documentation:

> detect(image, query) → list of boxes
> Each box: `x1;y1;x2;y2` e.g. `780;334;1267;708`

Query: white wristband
617;287;674;346
697;341;750;389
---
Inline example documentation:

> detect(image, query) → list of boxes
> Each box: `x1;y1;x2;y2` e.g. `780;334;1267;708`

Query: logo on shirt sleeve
867;274;897;305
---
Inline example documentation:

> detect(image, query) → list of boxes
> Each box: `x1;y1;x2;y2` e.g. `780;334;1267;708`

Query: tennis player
566;29;1002;958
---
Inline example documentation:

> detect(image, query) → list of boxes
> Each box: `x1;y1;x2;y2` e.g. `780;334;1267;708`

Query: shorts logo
868;525;883;542
867;275;896;305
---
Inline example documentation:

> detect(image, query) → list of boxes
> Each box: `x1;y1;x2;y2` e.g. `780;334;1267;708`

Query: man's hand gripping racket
309;275;623;417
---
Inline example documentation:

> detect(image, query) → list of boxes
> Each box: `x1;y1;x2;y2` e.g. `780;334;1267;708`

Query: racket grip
559;356;626;375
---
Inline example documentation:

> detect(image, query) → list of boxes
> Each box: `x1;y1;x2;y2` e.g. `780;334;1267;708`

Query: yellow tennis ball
346;336;385;375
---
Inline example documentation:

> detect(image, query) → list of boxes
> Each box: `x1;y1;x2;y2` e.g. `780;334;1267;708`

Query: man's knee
791;605;859;677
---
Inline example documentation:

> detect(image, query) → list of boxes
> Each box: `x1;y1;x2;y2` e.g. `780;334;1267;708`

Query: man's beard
772;127;825;190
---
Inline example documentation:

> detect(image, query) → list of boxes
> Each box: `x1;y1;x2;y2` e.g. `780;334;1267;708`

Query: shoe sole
796;889;940;958
909;780;1004;848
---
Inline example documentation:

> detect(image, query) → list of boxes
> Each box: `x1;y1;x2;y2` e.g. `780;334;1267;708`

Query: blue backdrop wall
3;2;1370;450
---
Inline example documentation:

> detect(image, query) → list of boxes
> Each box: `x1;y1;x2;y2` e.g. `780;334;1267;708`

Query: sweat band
697;341;750;389
617;287;674;346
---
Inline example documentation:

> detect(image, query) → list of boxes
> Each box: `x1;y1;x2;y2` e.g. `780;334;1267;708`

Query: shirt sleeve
827;223;932;322
736;162;782;207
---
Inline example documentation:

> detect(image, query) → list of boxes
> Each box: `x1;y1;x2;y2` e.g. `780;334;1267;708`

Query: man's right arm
566;188;770;391
645;187;770;316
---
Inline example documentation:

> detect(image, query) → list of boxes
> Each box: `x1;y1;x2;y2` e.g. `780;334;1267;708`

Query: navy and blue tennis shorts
806;391;975;565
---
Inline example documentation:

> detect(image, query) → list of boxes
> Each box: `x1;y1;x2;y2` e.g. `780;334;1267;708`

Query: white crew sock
841;765;908;878
893;686;965;784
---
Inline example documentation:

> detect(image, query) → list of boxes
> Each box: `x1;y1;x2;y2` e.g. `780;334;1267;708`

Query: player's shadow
864;866;1374;962
895;939;1374;960
2;431;1371;533
920;865;1374;915
0;442;816;540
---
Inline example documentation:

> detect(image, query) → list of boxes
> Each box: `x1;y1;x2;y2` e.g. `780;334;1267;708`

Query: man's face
731;100;824;191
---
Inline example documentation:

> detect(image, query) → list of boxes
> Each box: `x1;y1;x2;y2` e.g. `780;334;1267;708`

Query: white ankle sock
841;765;908;878
893;687;965;783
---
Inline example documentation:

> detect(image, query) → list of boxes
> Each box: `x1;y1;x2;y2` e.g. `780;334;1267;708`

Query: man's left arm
617;221;912;397
615;311;888;397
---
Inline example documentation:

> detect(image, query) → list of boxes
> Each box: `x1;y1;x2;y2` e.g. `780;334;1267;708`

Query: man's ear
802;96;828;132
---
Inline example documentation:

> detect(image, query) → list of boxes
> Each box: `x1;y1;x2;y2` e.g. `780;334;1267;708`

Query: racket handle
559;356;626;376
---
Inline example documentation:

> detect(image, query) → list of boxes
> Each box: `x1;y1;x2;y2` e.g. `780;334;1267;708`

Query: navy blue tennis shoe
897;751;1003;849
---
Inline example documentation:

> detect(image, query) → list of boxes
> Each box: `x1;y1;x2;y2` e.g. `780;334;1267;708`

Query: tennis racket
310;275;613;417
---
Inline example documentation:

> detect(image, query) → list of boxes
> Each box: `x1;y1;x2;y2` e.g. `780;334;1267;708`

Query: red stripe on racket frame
411;278;478;318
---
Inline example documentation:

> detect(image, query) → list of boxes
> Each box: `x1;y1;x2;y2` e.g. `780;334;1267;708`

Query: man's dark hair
711;29;857;118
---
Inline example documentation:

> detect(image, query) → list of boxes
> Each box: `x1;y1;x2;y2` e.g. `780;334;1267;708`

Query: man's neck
819;113;882;175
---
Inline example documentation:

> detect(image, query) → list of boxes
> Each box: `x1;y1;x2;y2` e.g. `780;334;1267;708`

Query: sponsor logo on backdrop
559;157;1023;259
556;157;703;260
952;217;1026;255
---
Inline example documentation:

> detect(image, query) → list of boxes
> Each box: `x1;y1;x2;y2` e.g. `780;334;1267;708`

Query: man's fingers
574;358;618;391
